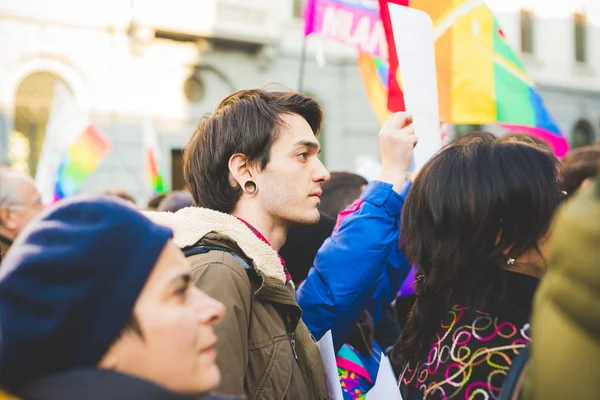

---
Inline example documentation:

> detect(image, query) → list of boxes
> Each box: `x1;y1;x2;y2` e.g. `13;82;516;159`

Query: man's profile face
254;113;330;227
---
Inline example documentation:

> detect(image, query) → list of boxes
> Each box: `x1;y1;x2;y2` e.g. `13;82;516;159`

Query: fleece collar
144;207;287;284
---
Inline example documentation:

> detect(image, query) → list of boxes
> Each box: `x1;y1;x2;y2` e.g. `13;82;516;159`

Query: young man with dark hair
147;88;417;399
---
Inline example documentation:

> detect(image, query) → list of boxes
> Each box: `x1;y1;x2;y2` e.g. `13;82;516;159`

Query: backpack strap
182;244;256;336
499;344;530;400
183;244;258;280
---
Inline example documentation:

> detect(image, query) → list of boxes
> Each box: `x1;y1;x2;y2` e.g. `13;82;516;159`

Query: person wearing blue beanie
0;195;231;400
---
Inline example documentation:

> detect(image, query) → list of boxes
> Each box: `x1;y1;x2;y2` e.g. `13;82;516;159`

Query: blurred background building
0;0;598;202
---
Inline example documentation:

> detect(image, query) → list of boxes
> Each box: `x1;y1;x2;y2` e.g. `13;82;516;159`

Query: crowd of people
0;88;598;400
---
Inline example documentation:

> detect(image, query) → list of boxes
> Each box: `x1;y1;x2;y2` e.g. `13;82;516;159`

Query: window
171;149;185;191
574;11;587;63
571;120;595;149
293;0;305;19
520;9;535;55
14;72;71;176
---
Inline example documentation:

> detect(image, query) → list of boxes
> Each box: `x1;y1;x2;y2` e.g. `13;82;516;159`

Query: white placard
316;330;344;400
365;354;403;400
388;4;442;172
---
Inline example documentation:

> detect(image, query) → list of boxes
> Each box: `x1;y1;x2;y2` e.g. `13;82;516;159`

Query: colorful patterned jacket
399;270;539;400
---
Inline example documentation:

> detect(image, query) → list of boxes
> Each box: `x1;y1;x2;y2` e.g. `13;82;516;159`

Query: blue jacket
297;180;412;351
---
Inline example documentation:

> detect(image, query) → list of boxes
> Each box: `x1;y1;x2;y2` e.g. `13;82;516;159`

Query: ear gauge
243;180;257;194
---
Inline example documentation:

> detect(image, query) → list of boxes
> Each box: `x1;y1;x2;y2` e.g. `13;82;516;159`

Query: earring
243;180;257;194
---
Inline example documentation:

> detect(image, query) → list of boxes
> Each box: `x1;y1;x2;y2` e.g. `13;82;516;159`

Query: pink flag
498;123;569;158
304;0;388;60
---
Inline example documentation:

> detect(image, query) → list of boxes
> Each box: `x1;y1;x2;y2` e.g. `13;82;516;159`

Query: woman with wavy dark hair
392;132;563;399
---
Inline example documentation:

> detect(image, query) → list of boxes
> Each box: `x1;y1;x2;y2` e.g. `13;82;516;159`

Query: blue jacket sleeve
297;180;410;350
367;242;412;325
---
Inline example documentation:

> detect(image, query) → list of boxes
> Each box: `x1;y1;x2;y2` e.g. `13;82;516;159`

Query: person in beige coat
146;88;417;399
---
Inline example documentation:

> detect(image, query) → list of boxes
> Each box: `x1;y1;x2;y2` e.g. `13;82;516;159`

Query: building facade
0;0;598;203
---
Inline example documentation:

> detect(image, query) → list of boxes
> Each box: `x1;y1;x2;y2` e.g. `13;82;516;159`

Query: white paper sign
365;354;403;400
387;4;442;172
316;330;344;400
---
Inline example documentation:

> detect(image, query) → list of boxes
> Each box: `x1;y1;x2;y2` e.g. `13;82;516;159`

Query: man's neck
232;207;288;251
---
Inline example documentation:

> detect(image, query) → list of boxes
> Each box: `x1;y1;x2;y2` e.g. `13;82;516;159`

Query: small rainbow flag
143;121;166;195
380;0;568;156
54;124;112;201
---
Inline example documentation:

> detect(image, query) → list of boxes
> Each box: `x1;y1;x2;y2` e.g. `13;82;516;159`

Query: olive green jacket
525;182;600;399
146;208;329;400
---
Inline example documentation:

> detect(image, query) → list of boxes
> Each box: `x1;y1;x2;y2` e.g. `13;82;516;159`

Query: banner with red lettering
304;0;388;60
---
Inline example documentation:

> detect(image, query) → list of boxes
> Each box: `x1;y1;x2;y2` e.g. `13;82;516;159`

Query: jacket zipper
290;332;300;364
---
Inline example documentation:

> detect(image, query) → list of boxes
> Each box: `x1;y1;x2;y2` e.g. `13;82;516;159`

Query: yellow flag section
410;0;496;123
449;3;496;123
0;392;20;400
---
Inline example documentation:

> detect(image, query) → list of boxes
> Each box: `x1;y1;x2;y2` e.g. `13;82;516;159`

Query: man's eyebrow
293;140;320;151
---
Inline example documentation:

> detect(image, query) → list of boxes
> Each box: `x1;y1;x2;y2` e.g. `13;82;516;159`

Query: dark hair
157;191;195;213
183;87;324;213
147;193;167;210
392;132;562;366
561;145;599;196
502;132;553;154
104;188;137;205
319;172;368;217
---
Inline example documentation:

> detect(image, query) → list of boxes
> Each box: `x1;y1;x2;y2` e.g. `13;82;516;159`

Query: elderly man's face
0;174;44;240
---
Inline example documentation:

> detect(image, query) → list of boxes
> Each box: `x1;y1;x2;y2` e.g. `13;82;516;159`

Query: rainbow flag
143;121;166;195
54;124;112;201
380;0;568;156
358;53;392;124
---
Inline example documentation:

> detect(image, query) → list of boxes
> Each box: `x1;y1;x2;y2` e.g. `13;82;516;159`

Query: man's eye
297;153;308;161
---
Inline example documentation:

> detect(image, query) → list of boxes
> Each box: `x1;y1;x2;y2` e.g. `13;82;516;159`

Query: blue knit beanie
0;195;173;390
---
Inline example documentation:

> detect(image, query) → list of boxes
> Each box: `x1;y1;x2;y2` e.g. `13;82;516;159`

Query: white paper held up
316;330;344;400
387;4;442;173
365;354;403;400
